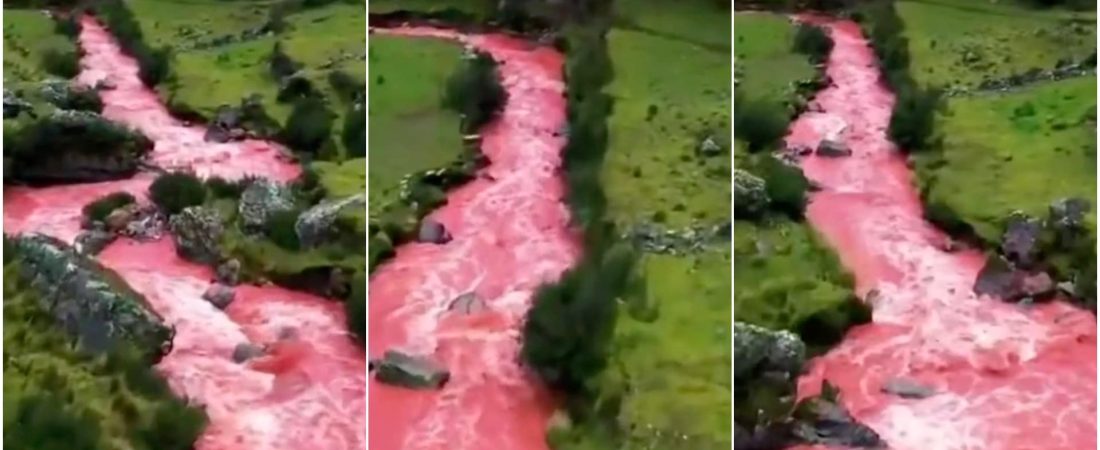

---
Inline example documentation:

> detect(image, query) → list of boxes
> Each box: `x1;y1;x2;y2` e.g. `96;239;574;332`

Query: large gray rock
202;284;235;309
734;169;770;220
232;342;265;363
1049;197;1091;244
12;234;173;361
417;219;452;244
295;193;366;248
373;350;450;389
238;179;295;231
880;377;936;399
816;139;852;157
4;89;33;118
74;229;116;255
790;387;884;448
169;206;225;264
216;258;241;286
1001;212;1042;268
734;321;805;380
448;292;486;314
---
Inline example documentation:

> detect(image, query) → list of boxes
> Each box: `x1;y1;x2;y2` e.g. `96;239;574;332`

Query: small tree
82;191;137;222
442;51;507;133
734;96;789;152
281;97;334;155
792;24;833;64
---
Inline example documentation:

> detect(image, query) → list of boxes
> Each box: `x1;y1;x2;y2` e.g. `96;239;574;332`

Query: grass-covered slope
367;35;465;212
3;9;79;87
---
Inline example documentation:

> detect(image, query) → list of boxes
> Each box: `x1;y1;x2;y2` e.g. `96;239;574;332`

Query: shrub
92;0;173;86
756;156;809;219
889;85;941;151
264;209;301;251
148;172;206;215
342;103;365;158
204;176;248;199
792;24;832;64
5;394;102;450
346;271;365;344
442;51;507;133
280;97;334;155
328;70;365;103
41;48;80;78
82;191;136;222
269;42;301;80
127;402;206;450
734;96;789;152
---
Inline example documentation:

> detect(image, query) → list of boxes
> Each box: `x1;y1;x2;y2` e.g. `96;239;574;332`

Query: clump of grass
442;51;507;134
148;172;206;215
82;191;136;223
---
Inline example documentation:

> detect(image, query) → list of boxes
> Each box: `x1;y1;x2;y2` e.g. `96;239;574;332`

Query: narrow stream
368;27;578;450
786;18;1096;450
4;17;366;450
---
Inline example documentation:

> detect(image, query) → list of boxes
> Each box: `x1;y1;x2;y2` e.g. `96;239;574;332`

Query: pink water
786;18;1096;450
368;28;578;450
4;17;366;450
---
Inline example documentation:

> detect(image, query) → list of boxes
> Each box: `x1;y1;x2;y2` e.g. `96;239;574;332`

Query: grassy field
3;9;76;86
586;1;732;448
731;13;858;340
130;0;365;157
369;0;493;16
367;35;465;213
917;75;1097;241
896;0;1095;89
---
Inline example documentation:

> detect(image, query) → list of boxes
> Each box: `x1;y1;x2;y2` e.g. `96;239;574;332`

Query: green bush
734;96;789;152
442;51;507;134
757;156;809;219
41;48;80;78
280;97;334;155
204;176;249;199
82;191;136;222
148;172;206;215
5;394;102;450
889;85;941;151
328;70;365;103
264;209;302;251
346;271;365;344
792;23;832;64
269;42;301;80
342;103;365;158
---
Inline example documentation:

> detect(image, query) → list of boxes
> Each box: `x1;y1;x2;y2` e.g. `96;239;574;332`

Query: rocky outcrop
1049;197;1091;244
6;110;153;184
735;169;770;220
973;254;1056;302
12;234;173;361
169;206;225;264
202;284;236;309
216;258;241;286
4;89;33;118
448;292;486;314
734;322;805;380
295;193;366;248
789;385;884;448
238;179;295;231
372;350;450;389
1001;212;1042;268
74;229;117;255
626;221;731;255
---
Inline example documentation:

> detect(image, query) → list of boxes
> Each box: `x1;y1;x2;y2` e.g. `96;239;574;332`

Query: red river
4;17;366;450
787;18;1096;450
368;28;578;450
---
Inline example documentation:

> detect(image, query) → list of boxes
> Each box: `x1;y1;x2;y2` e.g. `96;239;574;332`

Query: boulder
790;390;884;448
238;179;295;231
122;206;166;241
1049;197;1090;242
204;105;241;143
974;254;1018;300
1000;212;1042;268
1020;272;1054;298
232;342;265;363
1057;281;1077;297
417;219;452;244
105;204;140;232
880;377;936;399
74;229;116;255
295;193;366;248
448;292;486;314
201;284;235;309
373;350;450;389
734;321;805;380
215;258;241;286
4;89;33;119
12;234;173;361
697;136;724;156
169;206;225;265
816;139;852;157
734;169;770;220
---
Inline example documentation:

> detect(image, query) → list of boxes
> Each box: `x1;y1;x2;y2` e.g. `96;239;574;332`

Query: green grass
367;35;465;211
734;12;815;106
3;9;75;86
125;0;273;49
614;0;731;50
897;0;1095;89
368;0;493;17
917;76;1097;241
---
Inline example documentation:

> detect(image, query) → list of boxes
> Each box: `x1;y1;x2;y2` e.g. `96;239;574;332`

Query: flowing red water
785;17;1096;450
368;27;578;450
4;16;366;450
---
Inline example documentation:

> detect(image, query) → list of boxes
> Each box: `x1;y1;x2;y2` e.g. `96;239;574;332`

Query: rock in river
373;350;450;390
202;284;236;309
238;179;295;231
449;292;486;314
12;234;173;361
169;206;225;265
232;342;265;363
816;139;852;157
418;219;452;244
880;377;936;399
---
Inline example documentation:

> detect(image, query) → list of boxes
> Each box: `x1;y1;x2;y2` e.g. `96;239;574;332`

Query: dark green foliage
280;97;335;155
5;394;102;450
5;113;152;182
560;24;614;227
522;238;637;393
204;176;249;199
757;156;809;219
41;48;80;78
342;103;366;158
328;70;365;103
269;42;301;80
861;0;941;152
148;172;206;215
797;295;872;347
442;51;507;134
92;0;173;86
276;76;316;103
792;23;832;64
264;209;302;251
128;403;207;450
53;14;81;39
82;191;136;222
346;271;366;344
734;96;790;152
